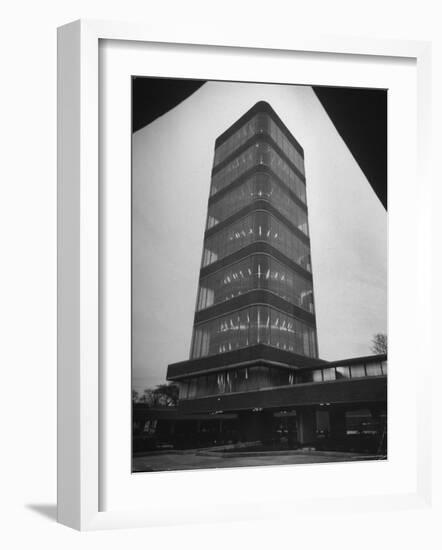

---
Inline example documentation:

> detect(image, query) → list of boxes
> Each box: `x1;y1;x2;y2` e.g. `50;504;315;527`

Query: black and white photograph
4;0;439;542
131;78;388;473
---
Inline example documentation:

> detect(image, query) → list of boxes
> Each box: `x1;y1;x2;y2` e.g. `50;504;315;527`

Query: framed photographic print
57;19;432;530
131;80;388;473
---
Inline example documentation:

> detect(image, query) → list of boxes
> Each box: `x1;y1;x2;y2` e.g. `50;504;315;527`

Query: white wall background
0;0;441;548
133;82;387;392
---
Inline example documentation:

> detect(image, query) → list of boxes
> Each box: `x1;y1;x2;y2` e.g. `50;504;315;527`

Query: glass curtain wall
196;254;314;313
268;118;304;175
213;113;268;167
191;305;317;359
211;142;306;203
213;112;305;177
188;102;318;366
202;211;311;271
206;172;309;235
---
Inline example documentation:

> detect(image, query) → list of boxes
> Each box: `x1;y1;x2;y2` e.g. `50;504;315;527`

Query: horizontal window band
193;289;316;326
172;353;388;381
199;242;313;282
214;101;304;157
167;348;386;381
208;165;308;212
211;133;305;184
204;202;310;246
198;251;314;286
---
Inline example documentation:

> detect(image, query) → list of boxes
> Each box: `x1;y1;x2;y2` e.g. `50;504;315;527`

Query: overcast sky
132;81;387;394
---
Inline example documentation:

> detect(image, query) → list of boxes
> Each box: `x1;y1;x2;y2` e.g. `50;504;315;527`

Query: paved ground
132;450;384;472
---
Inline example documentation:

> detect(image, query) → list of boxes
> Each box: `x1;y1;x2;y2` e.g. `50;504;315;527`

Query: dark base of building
133;403;387;456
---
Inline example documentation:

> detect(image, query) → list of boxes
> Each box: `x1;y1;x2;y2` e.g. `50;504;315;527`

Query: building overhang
167;344;327;381
193;289;316;327
177;375;387;414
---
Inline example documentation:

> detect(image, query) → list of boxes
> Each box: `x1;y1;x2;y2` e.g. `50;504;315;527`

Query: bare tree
371;333;387;354
138;383;179;407
140;388;157;406
153;383;179;407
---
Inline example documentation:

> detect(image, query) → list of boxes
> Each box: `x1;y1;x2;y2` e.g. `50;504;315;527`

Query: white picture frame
57;19;432;531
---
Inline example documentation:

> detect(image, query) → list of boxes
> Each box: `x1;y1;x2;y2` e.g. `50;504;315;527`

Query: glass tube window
349;364;366;378
206;173;309;235
322;368;337;381
179;365;294;399
336;366;351;379
196;255;314;313
365;361;383;376
190;305;317;359
296;369;324;384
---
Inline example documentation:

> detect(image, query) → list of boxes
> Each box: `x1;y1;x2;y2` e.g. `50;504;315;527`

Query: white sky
132;81;387;394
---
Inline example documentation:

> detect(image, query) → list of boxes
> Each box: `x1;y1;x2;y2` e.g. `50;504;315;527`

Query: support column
238;411;258;442
296;408;317;445
370;405;387;454
329;407;347;439
287;415;297;449
260;411;275;445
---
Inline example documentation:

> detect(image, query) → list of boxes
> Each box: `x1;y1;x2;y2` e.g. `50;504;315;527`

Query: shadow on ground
26;504;57;522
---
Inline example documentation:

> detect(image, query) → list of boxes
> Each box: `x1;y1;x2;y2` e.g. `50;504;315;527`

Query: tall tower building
168;101;319;406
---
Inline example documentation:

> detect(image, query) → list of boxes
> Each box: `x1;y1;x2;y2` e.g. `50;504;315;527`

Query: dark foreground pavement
132;449;385;472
